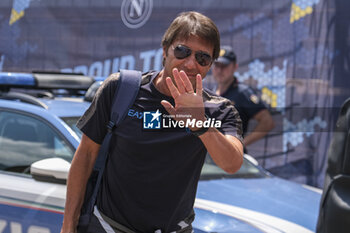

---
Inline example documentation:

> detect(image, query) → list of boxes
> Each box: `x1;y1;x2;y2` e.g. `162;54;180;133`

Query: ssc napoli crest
121;0;153;29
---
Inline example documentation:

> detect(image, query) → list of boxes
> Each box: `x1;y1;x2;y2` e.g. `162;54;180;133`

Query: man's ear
163;46;168;57
162;47;167;67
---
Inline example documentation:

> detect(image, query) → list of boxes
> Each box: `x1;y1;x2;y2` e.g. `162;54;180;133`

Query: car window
200;153;269;180
61;117;82;139
0;111;74;173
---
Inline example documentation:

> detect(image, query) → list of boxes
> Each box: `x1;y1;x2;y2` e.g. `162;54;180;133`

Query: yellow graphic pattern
219;49;225;57
290;3;313;24
261;87;277;108
9;8;25;25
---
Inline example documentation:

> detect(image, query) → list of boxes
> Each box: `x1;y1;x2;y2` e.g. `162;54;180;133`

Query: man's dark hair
161;11;220;60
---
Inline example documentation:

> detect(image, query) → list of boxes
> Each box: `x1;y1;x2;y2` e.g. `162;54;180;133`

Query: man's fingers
173;68;186;94
165;77;180;99
179;70;194;93
196;74;203;96
161;100;176;115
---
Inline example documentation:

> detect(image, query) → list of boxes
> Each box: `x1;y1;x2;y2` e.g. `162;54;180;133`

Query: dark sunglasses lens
174;45;191;59
195;52;212;66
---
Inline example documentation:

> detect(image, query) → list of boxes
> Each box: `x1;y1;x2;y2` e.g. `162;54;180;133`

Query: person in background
212;46;274;149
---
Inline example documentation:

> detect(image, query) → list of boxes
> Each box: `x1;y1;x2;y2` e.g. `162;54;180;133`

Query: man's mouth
186;74;198;78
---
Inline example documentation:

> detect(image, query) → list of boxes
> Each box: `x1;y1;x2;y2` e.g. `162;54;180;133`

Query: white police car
0;72;321;233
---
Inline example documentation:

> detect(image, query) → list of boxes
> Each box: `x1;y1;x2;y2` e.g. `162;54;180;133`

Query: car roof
0;71;94;117
0;97;90;118
40;98;90;118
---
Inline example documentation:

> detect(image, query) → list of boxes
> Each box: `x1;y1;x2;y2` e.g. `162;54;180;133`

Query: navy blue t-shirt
221;77;267;135
77;71;243;232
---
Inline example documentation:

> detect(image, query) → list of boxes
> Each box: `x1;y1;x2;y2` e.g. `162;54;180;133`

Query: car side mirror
30;158;71;184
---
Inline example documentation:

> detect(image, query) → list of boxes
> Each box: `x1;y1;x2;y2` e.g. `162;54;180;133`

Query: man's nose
183;54;197;69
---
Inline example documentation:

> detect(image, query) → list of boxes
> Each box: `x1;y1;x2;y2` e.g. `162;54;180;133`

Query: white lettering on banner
89;61;103;76
61;48;163;76
10;222;21;233
74;65;88;75
0;219;51;233
120;55;135;70
139;48;163;72
154;48;163;71
140;50;155;72
111;58;119;75
28;226;50;233
0;220;6;233
103;59;111;77
0;55;5;72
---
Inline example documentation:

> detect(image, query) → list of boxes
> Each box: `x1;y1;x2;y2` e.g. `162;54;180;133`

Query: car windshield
61;117;268;180
200;154;269;180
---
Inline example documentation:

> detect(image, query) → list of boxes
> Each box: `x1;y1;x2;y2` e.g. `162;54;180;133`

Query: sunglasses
172;44;212;67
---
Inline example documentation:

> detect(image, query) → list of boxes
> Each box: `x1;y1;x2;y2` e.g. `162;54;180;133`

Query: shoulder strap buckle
106;120;116;133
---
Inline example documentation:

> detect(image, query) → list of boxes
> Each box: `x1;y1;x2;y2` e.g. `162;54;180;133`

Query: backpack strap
110;69;143;131
79;70;142;226
93;69;141;169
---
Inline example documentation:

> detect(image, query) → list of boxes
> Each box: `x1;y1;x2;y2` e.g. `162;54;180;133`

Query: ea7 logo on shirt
143;110;161;129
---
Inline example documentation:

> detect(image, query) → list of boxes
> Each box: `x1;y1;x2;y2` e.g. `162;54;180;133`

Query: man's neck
153;69;172;96
216;77;235;96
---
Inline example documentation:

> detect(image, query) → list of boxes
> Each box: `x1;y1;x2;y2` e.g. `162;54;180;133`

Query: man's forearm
61;135;100;233
243;130;268;146
244;109;275;146
199;128;243;174
61;155;91;232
